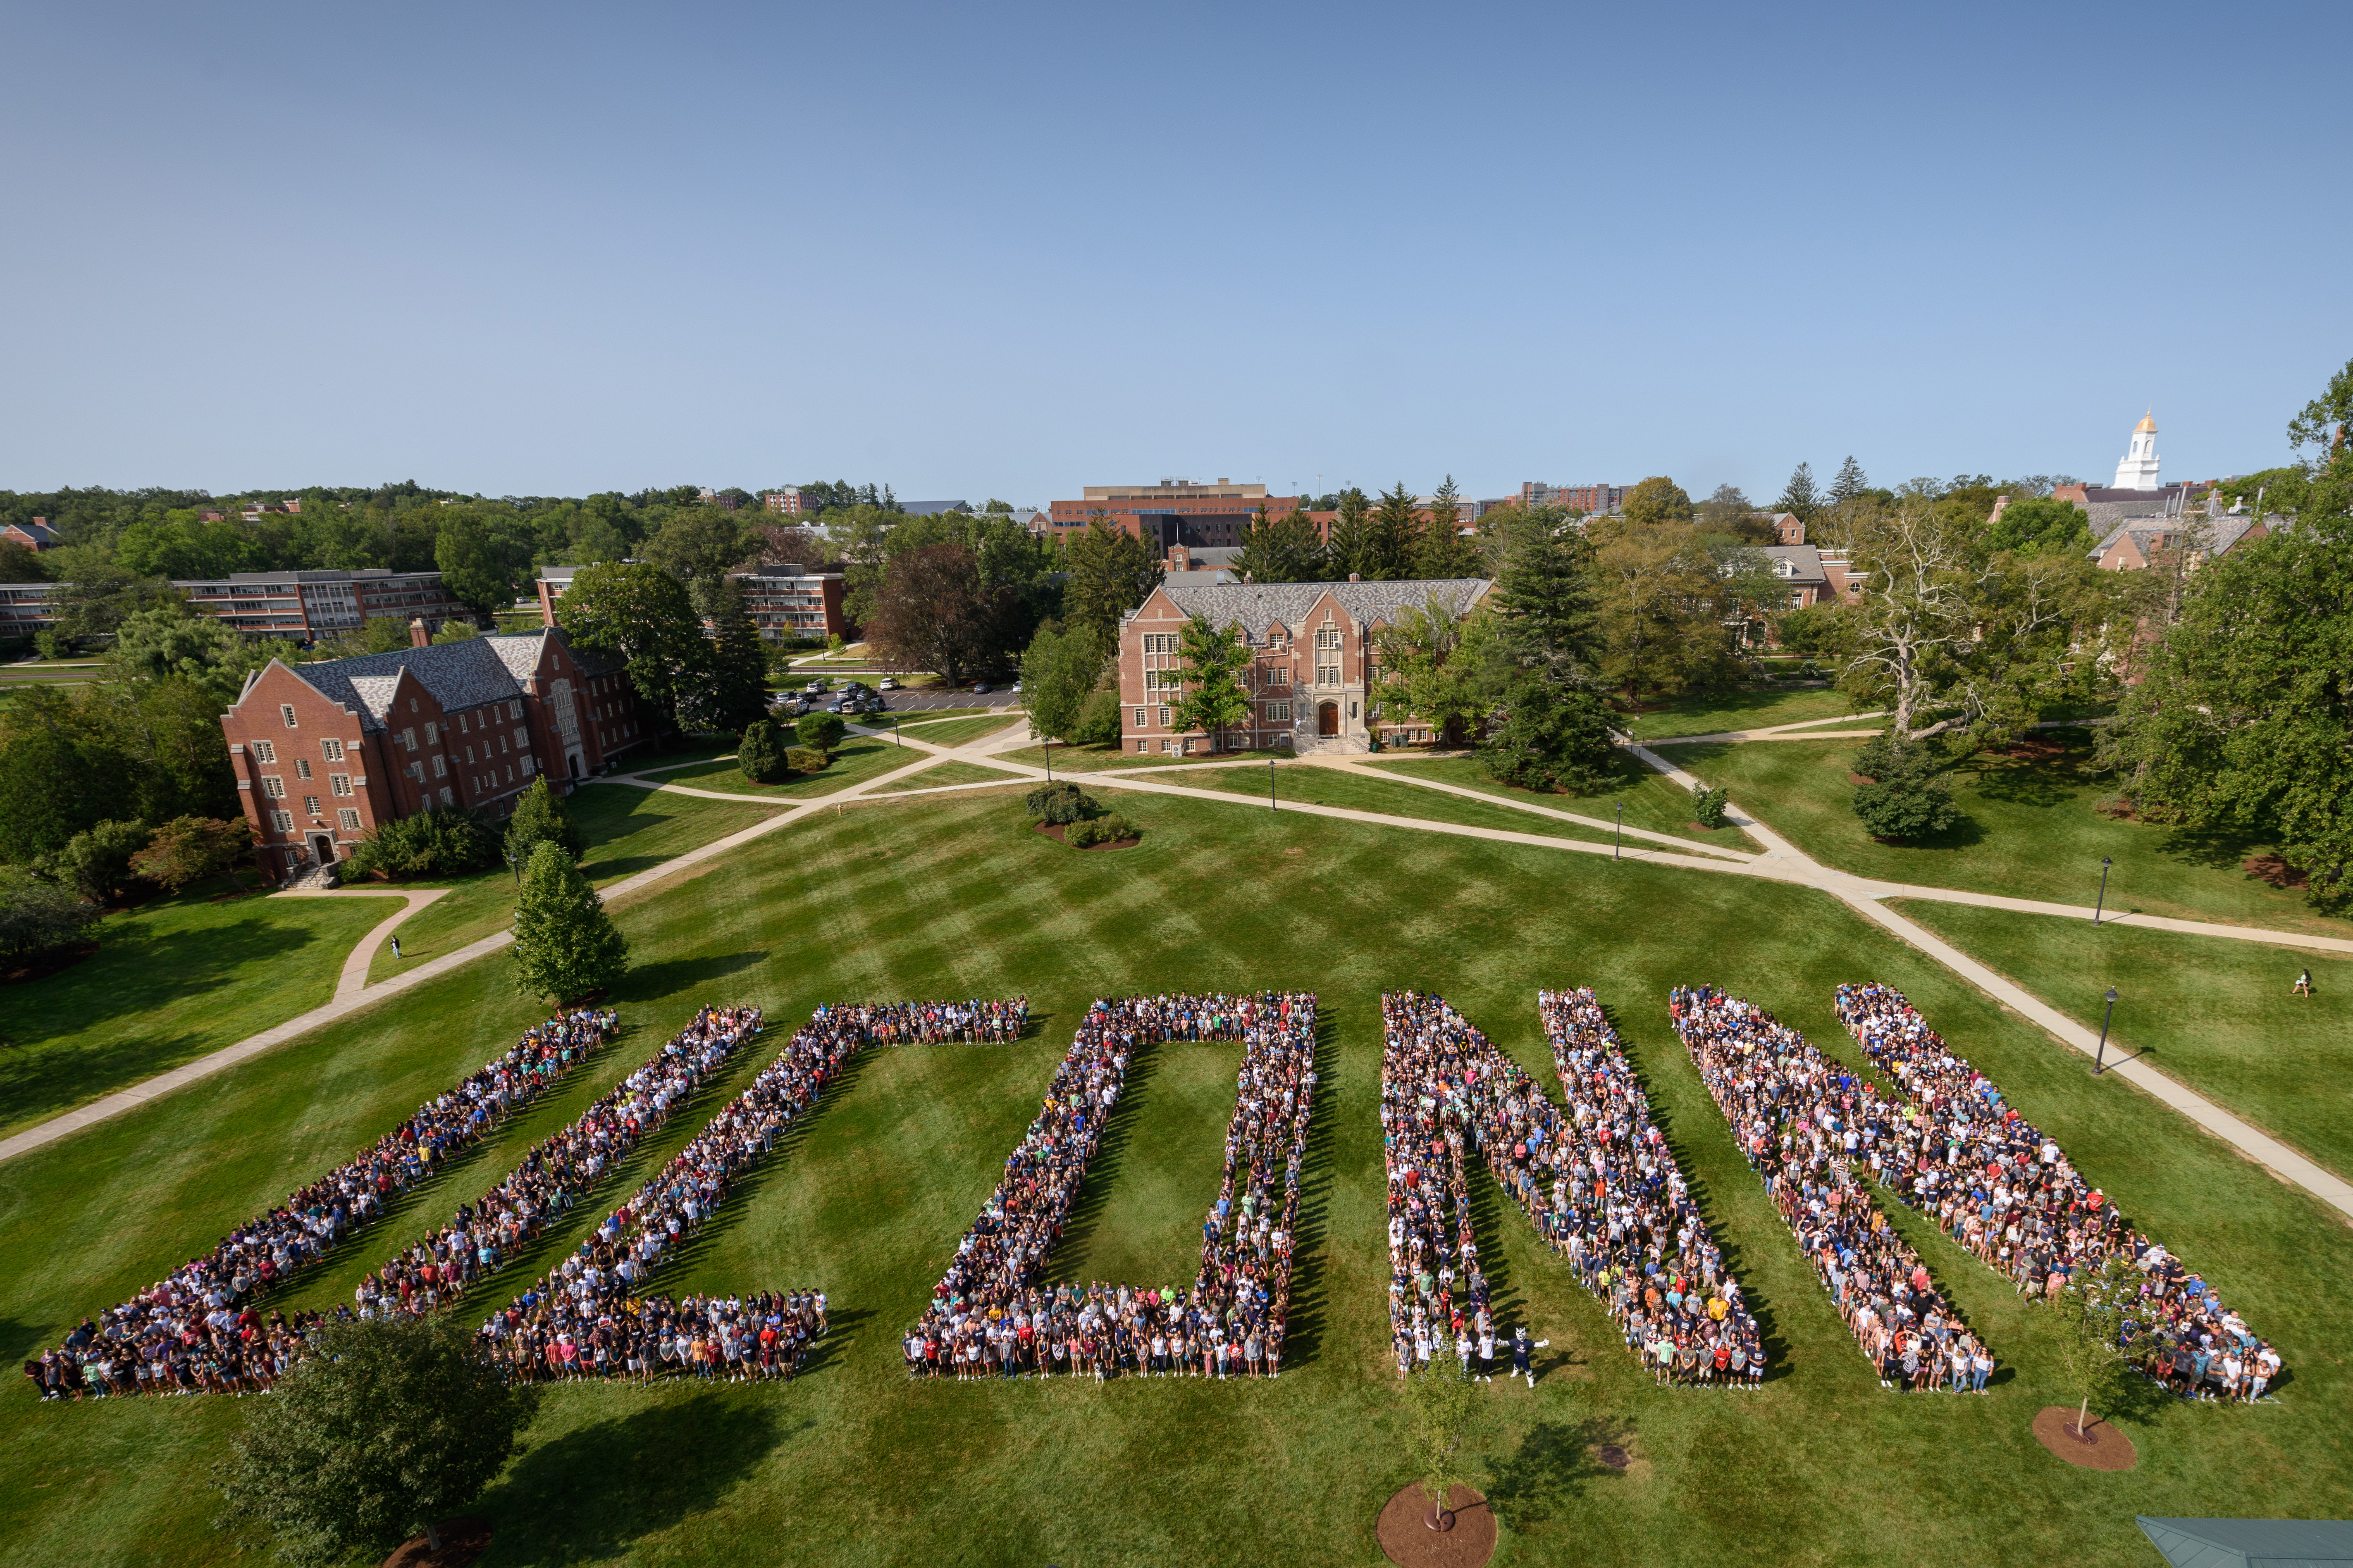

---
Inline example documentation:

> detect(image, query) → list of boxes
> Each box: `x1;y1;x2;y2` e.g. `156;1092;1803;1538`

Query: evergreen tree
1489;507;1599;680
682;579;771;734
503;775;582;865
1323;488;1373;577
736;718;790;782
1775;461;1823;522
1365;482;1424;580
1062;513;1164;641
510;840;628;1003
1827;455;1871;507
1171;615;1254;752
1412;476;1483;577
1232;504;1327;583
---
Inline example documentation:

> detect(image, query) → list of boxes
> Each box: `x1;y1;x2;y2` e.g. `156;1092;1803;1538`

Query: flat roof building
1048;480;1303;552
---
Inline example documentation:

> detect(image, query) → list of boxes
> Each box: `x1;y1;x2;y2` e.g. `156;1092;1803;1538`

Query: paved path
276;887;451;1001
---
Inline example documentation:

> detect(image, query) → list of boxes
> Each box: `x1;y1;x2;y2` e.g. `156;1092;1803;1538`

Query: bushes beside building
343;808;504;882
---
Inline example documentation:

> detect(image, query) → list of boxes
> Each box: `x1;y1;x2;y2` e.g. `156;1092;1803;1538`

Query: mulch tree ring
2244;854;2311;890
2032;1408;2138;1471
381;1517;493;1568
1597;1444;1631;1470
1376;1484;1498;1568
1031;822;1140;851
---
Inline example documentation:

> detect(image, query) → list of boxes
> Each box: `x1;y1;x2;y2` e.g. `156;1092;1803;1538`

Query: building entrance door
1317;701;1339;736
309;832;337;865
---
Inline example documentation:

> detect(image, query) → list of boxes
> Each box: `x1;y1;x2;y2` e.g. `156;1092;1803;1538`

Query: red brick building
534;564;852;643
1048;481;1304;551
1117;577;1492;756
217;623;646;884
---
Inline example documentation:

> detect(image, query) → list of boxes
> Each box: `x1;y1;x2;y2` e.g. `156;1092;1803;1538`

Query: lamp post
2093;856;2112;925
1044;738;1053;782
1614;799;1623;861
2093;987;2118;1075
506;851;523;888
1269;758;1277;811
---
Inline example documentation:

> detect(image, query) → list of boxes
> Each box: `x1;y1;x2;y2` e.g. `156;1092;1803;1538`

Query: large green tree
213;1313;537;1566
1773;461;1823;524
553;560;704;732
510;839;628;1003
1982;496;2093;558
1487;506;1598;682
1232;504;1327;584
1020;621;1114;742
1062;514;1163;643
1171;615;1254;752
503;775;582;866
1362;482;1424;581
107;602;273;707
432;511;520;615
680;579;771;734
864;542;1016;685
0;725;132;863
1322;488;1375;577
1371;596;1494;745
1618;476;1693;529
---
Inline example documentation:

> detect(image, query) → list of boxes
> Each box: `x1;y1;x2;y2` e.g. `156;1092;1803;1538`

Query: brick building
175;570;474;640
217;622;646;885
1048;480;1304;550
1117;577;1492;756
2;519;61;551
535;564;852;643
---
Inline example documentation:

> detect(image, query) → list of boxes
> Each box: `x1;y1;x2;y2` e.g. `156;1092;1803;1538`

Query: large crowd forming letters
908;992;1316;1380
1833;983;2282;1401
33;1009;620;1399
1381;991;1766;1386
1670;987;1997;1392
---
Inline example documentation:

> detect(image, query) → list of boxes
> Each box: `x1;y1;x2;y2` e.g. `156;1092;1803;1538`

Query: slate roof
2136;1515;2353;1568
1758;545;1828;584
279;628;616;731
2088;514;2272;563
1143;579;1492;643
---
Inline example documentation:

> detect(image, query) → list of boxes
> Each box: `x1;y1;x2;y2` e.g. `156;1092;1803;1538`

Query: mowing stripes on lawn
912;992;1315;1382
483;999;1030;1386
1833;983;2281;1401
35;1010;621;1400
1380;991;1766;1387
1670;987;1994;1393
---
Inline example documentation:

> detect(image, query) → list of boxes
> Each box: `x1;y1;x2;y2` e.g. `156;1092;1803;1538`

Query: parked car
971;681;989;694
877;677;898;691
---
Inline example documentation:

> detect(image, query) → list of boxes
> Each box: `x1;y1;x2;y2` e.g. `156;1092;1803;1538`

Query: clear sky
3;1;2345;503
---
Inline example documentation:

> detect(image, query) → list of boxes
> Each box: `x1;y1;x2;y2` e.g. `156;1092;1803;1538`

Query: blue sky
2;1;2345;503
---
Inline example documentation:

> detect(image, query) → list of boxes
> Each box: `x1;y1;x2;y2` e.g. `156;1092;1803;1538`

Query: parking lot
772;680;1024;716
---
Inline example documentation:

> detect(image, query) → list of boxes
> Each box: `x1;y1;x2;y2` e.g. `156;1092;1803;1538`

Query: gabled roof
1141;578;1492;643
1758;545;1827;583
266;628;611;731
2136;1515;2353;1568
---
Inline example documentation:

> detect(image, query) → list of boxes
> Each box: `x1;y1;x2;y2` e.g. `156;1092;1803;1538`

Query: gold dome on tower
2135;411;2157;433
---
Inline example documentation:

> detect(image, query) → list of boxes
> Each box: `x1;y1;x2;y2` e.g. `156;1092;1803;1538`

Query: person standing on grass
390;935;403;959
2294;968;2313;996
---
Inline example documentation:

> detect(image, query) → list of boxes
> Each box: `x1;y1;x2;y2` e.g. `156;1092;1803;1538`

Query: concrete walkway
277;888;451;1002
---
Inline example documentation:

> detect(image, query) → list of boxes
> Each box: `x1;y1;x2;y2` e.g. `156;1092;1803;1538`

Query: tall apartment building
763;489;813;514
1117;576;1493;757
1509;482;1625;515
1048;480;1303;551
175;570;474;639
217;622;645;885
535;564;852;643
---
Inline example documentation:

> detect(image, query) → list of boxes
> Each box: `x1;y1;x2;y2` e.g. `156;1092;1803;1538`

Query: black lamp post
1614;799;1623;861
1044;738;1053;782
2093;856;2113;926
507;850;523;888
1269;758;1277;811
2094;987;2119;1074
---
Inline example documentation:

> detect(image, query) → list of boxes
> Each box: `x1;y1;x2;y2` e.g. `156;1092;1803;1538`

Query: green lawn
1621;684;1868;740
997;741;1295;773
1361;751;1760;851
0;884;395;1141
879;705;992;724
363;784;782;984
874;713;1023;748
624;737;918;802
1893;900;2353;1180
1661;729;2351;937
867;759;1030;794
0;792;2346;1566
1151;760;1620;847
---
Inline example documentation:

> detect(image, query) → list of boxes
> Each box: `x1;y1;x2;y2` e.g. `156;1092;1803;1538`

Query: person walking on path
390;935;403;960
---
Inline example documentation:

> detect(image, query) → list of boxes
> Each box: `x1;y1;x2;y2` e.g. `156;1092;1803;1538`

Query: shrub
1025;782;1099;825
343;808;502;882
1852;774;1965;840
1690;785;1731;829
1066;818;1108;848
33;630;74;660
1070;686;1124;746
1095;813;1138;842
0;872;103;968
1853;729;1940;782
131;815;258;891
33;819;153;904
737;720;792;784
796;712;847;753
785;746;830;776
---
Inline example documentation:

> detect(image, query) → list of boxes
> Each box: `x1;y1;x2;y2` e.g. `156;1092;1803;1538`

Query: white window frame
280;704;298;727
253;740;277;764
337;808;361;831
261;776;286;799
321;737;344;762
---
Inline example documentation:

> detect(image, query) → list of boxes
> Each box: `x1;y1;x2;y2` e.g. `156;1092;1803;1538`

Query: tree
504;775;582;866
1232;505;1327;584
1774;462;1823;524
641;505;749;589
737;719;790;783
553;561;705;732
0;870;104;968
432;512;519;615
131;815;258;892
1982;496;2092;558
2049;1253;2152;1447
2105;510;2353;910
1619;477;1693;530
48;561;175;644
1399;1352;1486;1531
1414;477;1485;578
1171;615;1254;752
430;619;480;643
796;712;847;753
2287;353;2353;523
1363;483;1424;580
0;727;128;863
1697;484;1771;543
1487;507;1599;682
865;541;1015;686
107;602;273;706
1372;597;1494;745
511;839;628;1003
1020;622;1114;742
343;808;502;882
1323;488;1375;577
1850;771;1964;840
1826;456;1871;508
213;1313;537;1566
33;819;151;904
1589;521;1745;706
1060;514;1163;643
679;579;771;734
1480;676;1617;792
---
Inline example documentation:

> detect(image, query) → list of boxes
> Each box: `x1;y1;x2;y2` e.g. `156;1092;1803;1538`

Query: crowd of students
1833;982;2280;1402
908;991;1317;1381
28;1011;619;1401
1670;987;1994;1392
1378;991;1764;1388
480;998;1027;1384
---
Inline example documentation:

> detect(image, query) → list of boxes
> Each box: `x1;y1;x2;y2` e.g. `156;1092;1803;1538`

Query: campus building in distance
1048;480;1304;552
534;564;852;643
1117;576;1492;756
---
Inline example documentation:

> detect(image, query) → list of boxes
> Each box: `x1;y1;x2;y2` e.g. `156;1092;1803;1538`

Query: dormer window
1773;559;1796;579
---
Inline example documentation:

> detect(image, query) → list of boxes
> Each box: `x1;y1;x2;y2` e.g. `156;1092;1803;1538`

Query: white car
878;677;898;691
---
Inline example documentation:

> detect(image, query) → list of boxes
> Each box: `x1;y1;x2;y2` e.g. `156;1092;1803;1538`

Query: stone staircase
282;860;341;891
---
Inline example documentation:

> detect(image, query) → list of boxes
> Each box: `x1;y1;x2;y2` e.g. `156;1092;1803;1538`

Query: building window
431;754;446;778
1136;739;1148;753
270;810;294;832
280;704;298;727
1266;702;1291;722
302;795;320;817
408;762;424;782
337;808;360;831
261;775;286;799
1315;662;1339;686
425;722;439;743
440;786;453;806
512;727;528;748
509;700;523;719
1314;627;1341;651
1157;706;1170;727
252;740;277;763
401;727;416;751
330;773;351;796
321;737;344;762
1146;669;1182;691
1133;708;1146;728
295;758;313;780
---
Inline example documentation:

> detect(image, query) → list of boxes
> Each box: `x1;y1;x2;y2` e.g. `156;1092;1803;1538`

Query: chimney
409;617;430;649
1348;572;1361;582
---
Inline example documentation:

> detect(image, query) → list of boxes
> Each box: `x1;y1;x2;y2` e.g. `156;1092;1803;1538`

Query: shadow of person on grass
1482;1417;1623;1530
484;1390;797;1566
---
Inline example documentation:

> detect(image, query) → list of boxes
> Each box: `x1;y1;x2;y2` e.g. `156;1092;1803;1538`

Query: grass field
997;741;1294;773
0;885;396;1141
867;760;1029;794
876;713;1022;748
362;784;781;984
1892;900;2353;1179
1360;752;1760;851
619;737;915;801
1661;729;2350;937
1;789;2346;1567
1620;685;1866;741
1148;761;1618;847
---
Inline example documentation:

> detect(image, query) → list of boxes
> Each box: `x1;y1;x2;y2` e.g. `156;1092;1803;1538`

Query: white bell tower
2113;411;2160;490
